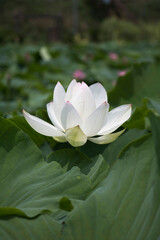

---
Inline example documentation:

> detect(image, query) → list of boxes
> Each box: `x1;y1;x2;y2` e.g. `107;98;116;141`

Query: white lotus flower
23;80;131;147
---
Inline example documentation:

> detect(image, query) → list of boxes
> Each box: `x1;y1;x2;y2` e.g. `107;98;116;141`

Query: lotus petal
65;125;87;147
53;136;67;143
99;104;131;135
70;82;95;121
53;82;65;125
23;110;64;137
89;82;108;107
65;79;77;101
47;102;64;131
89;129;125;144
61;101;82;130
82;102;109;137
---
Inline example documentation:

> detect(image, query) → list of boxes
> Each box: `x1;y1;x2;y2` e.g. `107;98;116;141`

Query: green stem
75;146;81;151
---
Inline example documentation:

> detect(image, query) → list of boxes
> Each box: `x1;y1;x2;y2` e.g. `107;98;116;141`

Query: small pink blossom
73;70;86;80
117;70;127;77
109;52;119;61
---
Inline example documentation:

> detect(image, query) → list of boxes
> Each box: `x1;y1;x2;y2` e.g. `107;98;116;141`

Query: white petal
53;136;67;143
23;110;64;137
70;82;95;121
82;102;109;137
53;81;65;103
88;129;125;144
47;102;64;131
89;83;108;107
99;104;132;135
65;125;87;147
61;102;82;130
65;79;77;101
71;82;82;96
53;82;66;125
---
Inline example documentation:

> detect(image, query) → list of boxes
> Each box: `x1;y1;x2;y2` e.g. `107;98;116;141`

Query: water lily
23;80;131;147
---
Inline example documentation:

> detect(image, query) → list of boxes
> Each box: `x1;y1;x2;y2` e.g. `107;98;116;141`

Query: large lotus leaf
147;98;160;116
0;117;109;218
80;128;148;166
48;149;109;188
9;115;54;159
123;98;149;129
47;148;94;174
61;136;160;240
123;98;160;131
149;105;160;164
102;128;148;166
0;214;61;240
0;117;22;151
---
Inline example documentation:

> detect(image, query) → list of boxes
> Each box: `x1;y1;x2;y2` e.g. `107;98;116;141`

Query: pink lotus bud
73;70;86;80
117;70;127;77
109;52;119;61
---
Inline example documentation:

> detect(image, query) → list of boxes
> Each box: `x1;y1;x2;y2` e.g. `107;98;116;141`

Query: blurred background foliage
0;0;160;43
0;0;160;115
